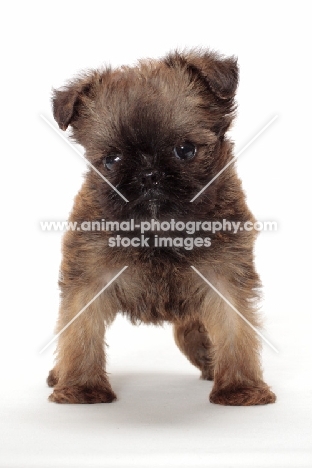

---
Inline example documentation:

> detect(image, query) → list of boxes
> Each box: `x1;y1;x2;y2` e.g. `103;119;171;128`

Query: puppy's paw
209;384;276;406
200;368;214;381
49;385;117;404
47;369;59;387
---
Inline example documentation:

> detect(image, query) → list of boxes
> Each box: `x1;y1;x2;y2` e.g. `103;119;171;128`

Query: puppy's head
53;50;238;220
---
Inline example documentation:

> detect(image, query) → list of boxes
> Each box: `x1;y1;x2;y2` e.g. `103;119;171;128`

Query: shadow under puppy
47;49;276;406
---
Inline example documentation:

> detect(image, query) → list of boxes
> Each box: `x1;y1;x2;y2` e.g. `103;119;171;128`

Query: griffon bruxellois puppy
47;49;276;406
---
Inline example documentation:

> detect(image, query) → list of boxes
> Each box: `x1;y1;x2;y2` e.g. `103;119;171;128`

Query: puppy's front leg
203;278;276;406
48;285;116;404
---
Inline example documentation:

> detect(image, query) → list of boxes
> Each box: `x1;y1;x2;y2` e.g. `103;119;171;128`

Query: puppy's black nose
141;170;160;189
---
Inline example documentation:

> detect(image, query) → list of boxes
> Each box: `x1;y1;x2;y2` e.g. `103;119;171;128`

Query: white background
1;1;311;467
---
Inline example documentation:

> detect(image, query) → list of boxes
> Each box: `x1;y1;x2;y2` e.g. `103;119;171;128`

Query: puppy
47;49;276;405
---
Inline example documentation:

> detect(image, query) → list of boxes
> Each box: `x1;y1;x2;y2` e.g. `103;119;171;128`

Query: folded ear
52;74;95;131
165;49;239;100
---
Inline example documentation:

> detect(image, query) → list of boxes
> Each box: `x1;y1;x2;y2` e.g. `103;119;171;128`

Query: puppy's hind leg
173;319;214;380
47;367;59;387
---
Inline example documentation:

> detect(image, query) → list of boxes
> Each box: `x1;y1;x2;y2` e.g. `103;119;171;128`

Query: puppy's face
53;51;238;221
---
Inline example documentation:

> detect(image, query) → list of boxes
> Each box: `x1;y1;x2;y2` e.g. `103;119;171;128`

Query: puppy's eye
173;142;197;160
104;154;122;170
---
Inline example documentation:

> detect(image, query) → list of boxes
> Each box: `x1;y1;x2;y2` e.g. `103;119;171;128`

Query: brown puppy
47;49;276;406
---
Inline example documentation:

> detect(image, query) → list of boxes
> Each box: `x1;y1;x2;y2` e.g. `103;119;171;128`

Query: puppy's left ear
166;50;239;100
190;52;238;100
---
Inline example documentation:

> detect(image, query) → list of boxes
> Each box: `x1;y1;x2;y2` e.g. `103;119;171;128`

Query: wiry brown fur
48;49;276;406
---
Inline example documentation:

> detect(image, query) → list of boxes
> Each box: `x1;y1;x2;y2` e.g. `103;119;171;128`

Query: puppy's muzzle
141;170;160;190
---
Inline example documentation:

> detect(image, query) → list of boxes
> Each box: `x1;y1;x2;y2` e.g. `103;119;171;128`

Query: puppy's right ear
52;74;95;131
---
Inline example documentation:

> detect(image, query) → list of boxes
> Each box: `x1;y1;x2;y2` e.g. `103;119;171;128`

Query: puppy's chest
108;264;205;324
